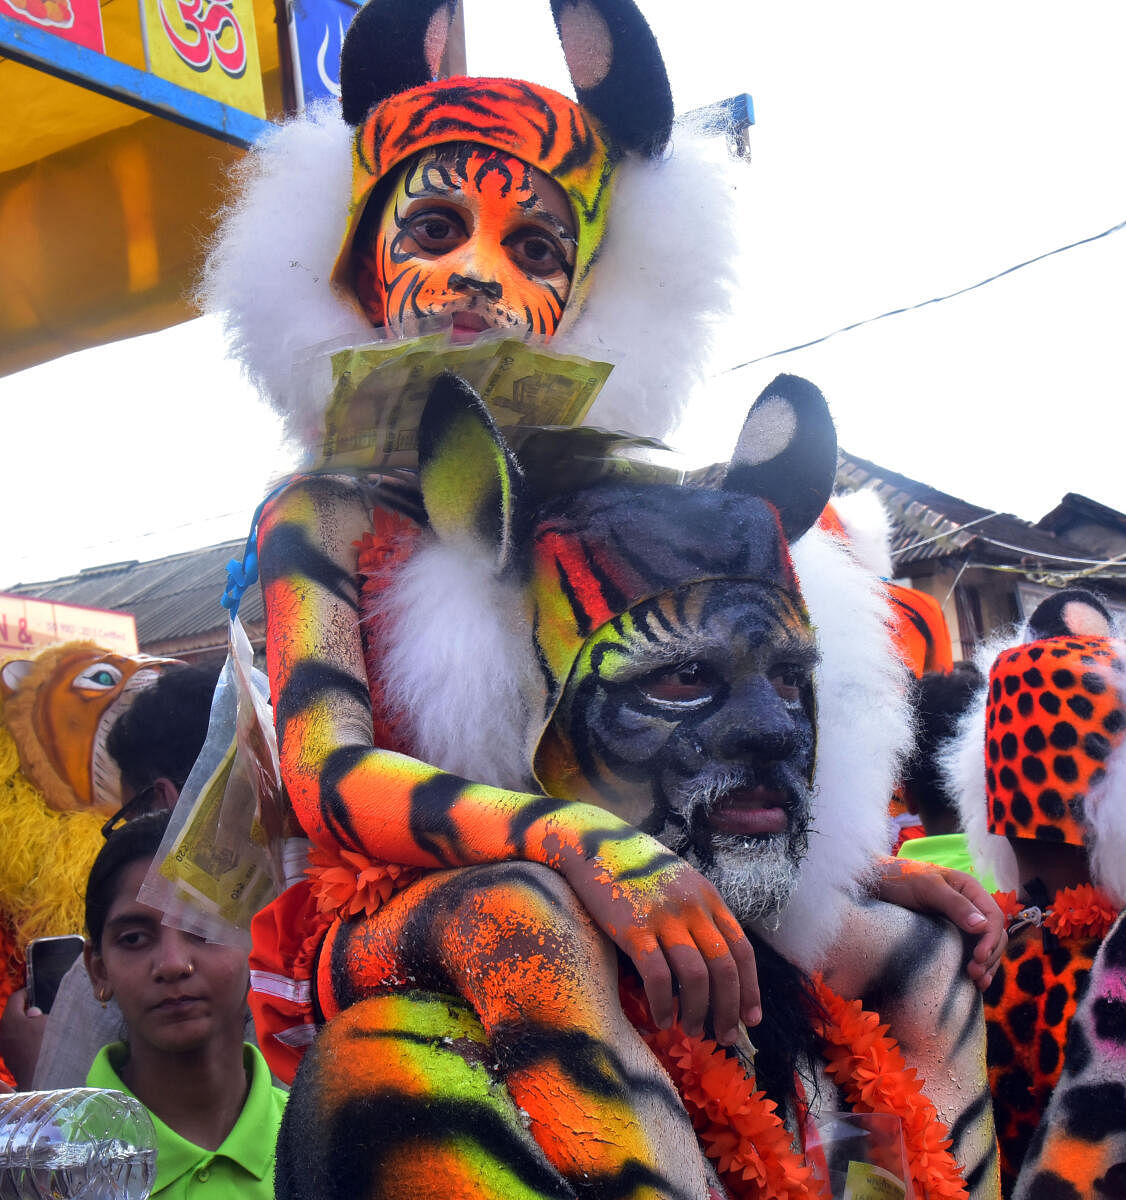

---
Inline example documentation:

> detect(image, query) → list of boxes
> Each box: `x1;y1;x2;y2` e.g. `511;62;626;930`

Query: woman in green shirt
83;813;286;1198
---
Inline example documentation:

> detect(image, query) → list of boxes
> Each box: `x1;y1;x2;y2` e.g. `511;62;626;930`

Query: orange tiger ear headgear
983;591;1126;847
330;0;674;323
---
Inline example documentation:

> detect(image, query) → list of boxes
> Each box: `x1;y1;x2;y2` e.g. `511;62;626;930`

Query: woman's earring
96;987;111;1008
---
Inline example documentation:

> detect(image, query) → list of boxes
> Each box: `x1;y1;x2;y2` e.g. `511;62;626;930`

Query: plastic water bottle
0;1088;156;1199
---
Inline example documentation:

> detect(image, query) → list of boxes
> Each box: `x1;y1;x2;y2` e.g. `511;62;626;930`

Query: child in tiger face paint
351;144;579;341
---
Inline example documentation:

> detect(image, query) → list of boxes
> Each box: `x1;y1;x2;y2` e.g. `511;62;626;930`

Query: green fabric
86;1043;286;1198
897;833;998;892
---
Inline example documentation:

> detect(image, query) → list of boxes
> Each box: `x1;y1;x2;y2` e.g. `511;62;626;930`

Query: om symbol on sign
158;0;248;78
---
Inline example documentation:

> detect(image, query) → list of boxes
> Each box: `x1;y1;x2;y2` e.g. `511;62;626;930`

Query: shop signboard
287;0;356;110
139;0;266;117
0;593;139;660
0;0;103;52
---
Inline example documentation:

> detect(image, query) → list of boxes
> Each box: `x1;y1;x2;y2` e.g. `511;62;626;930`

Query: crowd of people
0;0;1123;1197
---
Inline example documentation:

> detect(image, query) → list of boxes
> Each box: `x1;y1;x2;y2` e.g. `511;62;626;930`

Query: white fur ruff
941;674;1021;892
1088;746;1126;907
768;525;913;970
199;104;742;449
373;539;539;792
829;488;894;580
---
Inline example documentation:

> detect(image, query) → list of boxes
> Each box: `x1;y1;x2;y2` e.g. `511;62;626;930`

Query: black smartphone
26;935;86;1014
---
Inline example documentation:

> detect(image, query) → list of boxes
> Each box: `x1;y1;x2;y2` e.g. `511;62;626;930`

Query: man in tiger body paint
945;589;1126;1196
273;372;999;1200
200;0;1002;1185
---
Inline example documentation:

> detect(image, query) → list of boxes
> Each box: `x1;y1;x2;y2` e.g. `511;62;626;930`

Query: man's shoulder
822;893;966;1002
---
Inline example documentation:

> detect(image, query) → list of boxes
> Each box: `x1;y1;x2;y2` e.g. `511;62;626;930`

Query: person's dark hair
85;811;171;948
902;663;984;832
106;665;219;794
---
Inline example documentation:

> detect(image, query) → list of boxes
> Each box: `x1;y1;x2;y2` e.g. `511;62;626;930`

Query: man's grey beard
660;764;813;930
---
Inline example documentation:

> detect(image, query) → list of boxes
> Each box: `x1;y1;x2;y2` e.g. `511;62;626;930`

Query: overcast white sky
3;0;1125;586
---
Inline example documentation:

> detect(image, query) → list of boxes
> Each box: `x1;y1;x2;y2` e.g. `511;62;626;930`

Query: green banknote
157;734;277;930
312;335;614;473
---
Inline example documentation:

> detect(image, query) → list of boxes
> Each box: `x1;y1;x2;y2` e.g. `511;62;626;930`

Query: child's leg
320;864;711;1199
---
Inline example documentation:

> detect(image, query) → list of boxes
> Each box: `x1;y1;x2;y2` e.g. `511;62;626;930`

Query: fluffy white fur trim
769;526;913;970
199;104;742;449
198;104;372;448
828;488;894;581
373;539;539;792
941;669;1020;892
554;123;740;441
1088;746;1126;907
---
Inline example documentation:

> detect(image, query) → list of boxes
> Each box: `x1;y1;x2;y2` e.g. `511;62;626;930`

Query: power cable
725;216;1126;373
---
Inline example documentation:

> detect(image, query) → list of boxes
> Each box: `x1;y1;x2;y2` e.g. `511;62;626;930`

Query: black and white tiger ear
1026;589;1114;641
550;0;673;156
339;0;456;126
723;374;838;542
418;373;525;571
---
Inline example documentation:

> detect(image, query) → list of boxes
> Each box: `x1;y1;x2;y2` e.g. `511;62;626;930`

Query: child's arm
259;474;760;1042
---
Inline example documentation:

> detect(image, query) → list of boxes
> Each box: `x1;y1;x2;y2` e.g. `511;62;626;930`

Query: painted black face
545;580;819;926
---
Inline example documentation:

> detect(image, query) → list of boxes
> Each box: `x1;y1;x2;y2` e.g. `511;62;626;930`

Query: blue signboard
287;0;356;109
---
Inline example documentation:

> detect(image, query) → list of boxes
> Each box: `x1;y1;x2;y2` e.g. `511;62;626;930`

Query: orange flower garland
620;975;968;1200
994;884;1117;941
306;844;419;919
811;978;967;1200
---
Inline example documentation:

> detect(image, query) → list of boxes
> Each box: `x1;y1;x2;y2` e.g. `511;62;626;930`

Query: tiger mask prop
0;643;175;814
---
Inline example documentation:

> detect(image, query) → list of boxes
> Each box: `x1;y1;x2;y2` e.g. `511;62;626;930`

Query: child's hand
559;836;760;1045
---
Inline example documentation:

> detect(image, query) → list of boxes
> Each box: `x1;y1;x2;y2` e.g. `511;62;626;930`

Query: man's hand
560;842;761;1044
0;988;47;1089
874;857;1005;991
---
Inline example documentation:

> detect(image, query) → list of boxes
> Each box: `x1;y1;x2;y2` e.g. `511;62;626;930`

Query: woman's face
85;858;249;1056
352;145;578;341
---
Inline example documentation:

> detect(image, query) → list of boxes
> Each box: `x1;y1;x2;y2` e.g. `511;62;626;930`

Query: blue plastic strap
220;480;295;618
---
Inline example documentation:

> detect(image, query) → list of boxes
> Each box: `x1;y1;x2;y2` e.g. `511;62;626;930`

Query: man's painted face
352;145;577;341
539;581;819;928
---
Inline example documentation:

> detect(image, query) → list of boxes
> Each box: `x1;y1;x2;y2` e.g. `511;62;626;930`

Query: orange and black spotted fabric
985;636;1126;844
1012;910;1126;1199
985;913;1101;1193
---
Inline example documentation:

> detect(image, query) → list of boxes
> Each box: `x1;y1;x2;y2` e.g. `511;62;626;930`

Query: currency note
310;335;614;474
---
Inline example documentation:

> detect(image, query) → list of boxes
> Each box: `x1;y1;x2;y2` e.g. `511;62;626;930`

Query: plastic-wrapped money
139;617;282;946
310;335;614;473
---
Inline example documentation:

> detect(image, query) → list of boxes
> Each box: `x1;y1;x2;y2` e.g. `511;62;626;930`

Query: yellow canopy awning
0;0;283;375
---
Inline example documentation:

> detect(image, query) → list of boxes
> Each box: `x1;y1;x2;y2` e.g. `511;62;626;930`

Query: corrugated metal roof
4;539;261;649
837;452;1108;571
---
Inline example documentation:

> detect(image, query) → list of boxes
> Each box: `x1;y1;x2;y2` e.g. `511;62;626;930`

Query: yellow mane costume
0;643;172;997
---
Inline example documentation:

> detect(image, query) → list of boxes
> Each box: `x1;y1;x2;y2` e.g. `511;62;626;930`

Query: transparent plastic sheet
805;1111;914;1200
138;616;283;948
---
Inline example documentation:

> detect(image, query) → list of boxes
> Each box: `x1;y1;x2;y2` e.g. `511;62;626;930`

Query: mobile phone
26;935;86;1014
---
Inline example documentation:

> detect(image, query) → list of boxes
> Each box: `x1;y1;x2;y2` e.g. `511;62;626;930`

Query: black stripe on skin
280;1094;575;1200
273;661;372;748
491;1021;687;1118
508;794;574;855
948;1089;990;1153
321;744;372;851
554;551;594;636
259;522;359;609
409;772;472;866
612;851;683;883
949;984;986;1058
858;910;945;1017
961;1139;998;1195
577;824;650;859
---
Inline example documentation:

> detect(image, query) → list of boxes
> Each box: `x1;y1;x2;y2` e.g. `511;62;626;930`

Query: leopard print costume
1011;909;1126;1199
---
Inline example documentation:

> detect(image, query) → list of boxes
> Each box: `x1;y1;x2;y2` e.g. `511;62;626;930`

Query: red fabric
248;880;329;1085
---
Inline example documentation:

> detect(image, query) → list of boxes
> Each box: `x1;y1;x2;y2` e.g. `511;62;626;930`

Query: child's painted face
85;858;249;1057
352;145;578;341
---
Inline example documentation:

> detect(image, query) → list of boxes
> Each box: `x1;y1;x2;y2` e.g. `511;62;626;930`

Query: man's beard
660;763;813;930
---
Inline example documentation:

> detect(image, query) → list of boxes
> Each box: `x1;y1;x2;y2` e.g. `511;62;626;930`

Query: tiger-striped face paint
353;146;578;340
538;579;819;927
